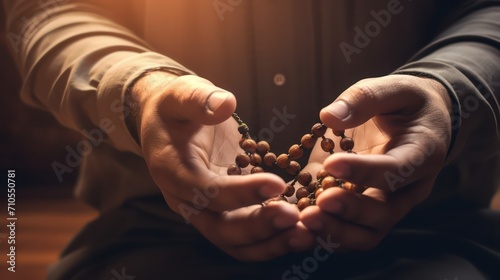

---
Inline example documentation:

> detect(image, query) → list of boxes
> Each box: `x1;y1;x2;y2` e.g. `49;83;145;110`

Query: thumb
319;76;425;130
161;75;237;125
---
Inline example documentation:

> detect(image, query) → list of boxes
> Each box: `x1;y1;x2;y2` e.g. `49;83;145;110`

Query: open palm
300;75;452;251
135;74;314;260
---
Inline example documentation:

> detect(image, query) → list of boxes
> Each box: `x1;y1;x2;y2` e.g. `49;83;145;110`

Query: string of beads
227;113;366;211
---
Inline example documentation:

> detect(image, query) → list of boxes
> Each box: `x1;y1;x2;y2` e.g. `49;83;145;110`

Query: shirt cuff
394;60;497;164
97;51;194;155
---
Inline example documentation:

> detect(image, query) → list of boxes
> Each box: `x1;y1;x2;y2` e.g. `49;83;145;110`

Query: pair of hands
131;72;452;261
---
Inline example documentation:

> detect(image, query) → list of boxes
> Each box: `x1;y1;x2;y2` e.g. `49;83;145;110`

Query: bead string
228;113;366;211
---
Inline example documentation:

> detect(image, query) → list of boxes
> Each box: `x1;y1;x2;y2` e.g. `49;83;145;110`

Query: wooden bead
321;138;335;152
321;176;337;190
297;171;313;186
239;138;246;149
315;187;324;198
235;153;251;168
277;154;291;169
333;130;345;137
251;166;264;174
297;197;312;211
306;181;319;193
301;134;316;149
227;164;242;175
241;139;257;153
250;153;262;166
343;182;366;193
340;137;355;151
256;141;270;155
311;123;327;138
264;152;277;167
286;161;301;175
316;169;329;181
295;187;310;200
283;184;295;197
288;144;304;160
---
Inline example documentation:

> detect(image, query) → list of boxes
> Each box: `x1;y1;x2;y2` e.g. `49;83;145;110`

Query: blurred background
0;35;97;279
1;7;499;279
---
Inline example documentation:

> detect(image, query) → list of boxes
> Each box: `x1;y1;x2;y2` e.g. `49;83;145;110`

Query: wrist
125;70;179;146
419;77;453;116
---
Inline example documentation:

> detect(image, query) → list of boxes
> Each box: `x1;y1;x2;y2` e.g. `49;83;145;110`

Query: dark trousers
48;196;500;280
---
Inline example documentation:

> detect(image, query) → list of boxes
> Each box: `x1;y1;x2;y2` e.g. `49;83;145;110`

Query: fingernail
325;100;350;120
207;91;230;112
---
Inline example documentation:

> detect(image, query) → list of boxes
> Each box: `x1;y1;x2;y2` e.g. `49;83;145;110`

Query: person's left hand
299;74;452;251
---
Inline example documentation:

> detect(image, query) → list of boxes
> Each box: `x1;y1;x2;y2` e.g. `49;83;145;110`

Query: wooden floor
1;185;499;280
1;185;98;280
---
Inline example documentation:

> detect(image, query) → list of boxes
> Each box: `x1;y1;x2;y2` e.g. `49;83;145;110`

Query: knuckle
349;82;378;104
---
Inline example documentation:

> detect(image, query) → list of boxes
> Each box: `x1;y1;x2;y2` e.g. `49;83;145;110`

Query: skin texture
301;75;452;251
131;72;452;260
132;73;314;261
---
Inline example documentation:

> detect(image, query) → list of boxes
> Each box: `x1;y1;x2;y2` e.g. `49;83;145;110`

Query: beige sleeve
3;0;193;155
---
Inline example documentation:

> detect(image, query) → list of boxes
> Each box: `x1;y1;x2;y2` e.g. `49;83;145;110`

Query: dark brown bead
227;164;242;175
241;139;257;153
311;123;327;137
264;152;277;167
251;166;264;174
238;137;246;149
283;184;296;197
295;187;310;200
297;171;313;186
340;137;355;151
256;141;271;155
276;154;291;169
321;176;337;190
306;181;319;193
235;153;251;168
321;138;335;152
286;161;301;175
288;144;304;160
315;187;324;198
333;130;345;137
250;153;262;166
297;197;312;211
301;134;316;149
316;169;329;181
343;182;366;193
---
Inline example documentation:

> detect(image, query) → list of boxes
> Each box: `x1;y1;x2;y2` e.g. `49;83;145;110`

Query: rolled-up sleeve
394;2;500;162
3;0;193;155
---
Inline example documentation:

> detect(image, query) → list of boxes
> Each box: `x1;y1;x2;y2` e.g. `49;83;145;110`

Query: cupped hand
131;73;314;261
300;75;452;251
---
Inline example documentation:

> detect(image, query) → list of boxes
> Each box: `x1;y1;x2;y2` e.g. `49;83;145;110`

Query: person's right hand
130;73;314;261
